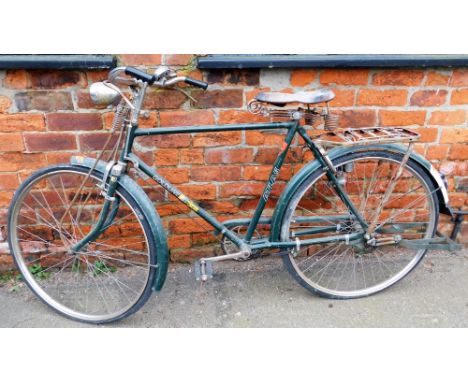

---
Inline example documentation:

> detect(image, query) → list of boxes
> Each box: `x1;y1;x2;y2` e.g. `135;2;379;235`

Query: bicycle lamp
90;82;122;106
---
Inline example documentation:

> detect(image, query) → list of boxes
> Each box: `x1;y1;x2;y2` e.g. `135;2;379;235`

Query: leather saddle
255;89;335;107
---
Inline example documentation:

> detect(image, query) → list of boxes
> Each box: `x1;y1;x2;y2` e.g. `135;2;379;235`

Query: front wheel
280;150;439;299
8;165;158;324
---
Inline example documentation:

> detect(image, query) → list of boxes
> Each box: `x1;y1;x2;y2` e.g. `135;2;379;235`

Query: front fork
70;167;123;254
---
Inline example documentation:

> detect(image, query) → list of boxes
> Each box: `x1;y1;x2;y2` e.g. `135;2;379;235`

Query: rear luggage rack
313;127;420;147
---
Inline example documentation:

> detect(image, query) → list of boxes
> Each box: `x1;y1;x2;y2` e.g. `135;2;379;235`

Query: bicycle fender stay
270;143;451;242
70;156;169;292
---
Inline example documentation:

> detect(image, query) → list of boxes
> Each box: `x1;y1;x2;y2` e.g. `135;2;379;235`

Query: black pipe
197;54;468;69
0;55;116;70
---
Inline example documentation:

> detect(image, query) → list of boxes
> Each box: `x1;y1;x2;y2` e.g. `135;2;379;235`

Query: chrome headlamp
89;82;122;106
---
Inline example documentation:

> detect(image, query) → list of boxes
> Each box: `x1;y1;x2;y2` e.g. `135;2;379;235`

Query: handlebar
184;77;209;90
110;66;209;90
124;67;156;85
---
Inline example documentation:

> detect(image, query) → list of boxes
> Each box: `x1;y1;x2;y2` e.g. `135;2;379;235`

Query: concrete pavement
1;250;467;327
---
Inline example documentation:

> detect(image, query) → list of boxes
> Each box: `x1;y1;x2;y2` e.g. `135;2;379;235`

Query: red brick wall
0;54;467;265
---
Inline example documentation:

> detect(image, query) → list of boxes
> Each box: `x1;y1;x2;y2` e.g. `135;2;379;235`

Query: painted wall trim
197;54;468;69
0;55;116;70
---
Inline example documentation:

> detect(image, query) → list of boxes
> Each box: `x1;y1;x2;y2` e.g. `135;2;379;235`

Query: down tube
126;153;245;249
244;121;300;241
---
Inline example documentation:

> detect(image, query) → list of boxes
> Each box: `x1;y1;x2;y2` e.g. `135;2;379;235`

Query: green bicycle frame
72;119;369;254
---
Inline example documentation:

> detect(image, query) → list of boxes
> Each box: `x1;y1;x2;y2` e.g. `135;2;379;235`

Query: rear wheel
280;150;439;299
8;165;157;324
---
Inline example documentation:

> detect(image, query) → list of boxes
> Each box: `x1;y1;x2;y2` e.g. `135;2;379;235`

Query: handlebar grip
124;67;156;84
185;77;209;90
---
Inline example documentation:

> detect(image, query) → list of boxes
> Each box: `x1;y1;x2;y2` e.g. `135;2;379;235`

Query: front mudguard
270;144;451;242
70;156;169;292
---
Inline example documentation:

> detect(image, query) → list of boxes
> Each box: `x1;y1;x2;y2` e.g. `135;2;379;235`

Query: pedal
194;260;213;282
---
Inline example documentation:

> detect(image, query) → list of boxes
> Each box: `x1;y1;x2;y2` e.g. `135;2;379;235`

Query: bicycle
7;65;463;324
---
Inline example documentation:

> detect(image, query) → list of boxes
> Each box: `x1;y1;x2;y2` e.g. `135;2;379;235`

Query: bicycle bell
89;81;122;106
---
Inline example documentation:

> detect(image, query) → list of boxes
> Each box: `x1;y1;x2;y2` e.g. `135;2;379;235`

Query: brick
372;70;425;86
320;69;369;85
243;165;291;181
178;184;216;200
0;191;13;207
339;109;377;128
0;114;45;132
47;113;102;131
143;90;186;109
78;133;118;151
192;89;243;108
218;110;269;124
357;89;407;106
168;234;191;249
120;54;162;66
379;110;426;126
245;131;285;146
429;110;466;125
0;133;24;151
198;200;239;214
165;54;194;66
0;153;46;171
0;174;19;190
440;128;468;143
448;193;467;207
426;145;450;160
409;128;439;143
0;96;12;113
30;70;86;88
46;152;74;165
205;148;254;164
190;166;241;182
290;69;317;87
15;91;73;112
157;168;189;184
193;131;241;147
206;70;260;86
180;148;204;164
449;144;468;160
24;133;77;152
328;89;355;107
3;70;29;88
450;69;468;87
219;182;264;198
86;70;110;83
410;90;447;107
139;133;191;148
439;161;467;176
160;110;214;126
450;89;468;105
0;254;14;270
157;202;190;217
425;71;450;86
169;218;212;234
255;147;280;164
154;149;179;165
191;232;218;246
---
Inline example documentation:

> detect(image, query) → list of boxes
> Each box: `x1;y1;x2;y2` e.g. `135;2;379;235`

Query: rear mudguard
270;144;451;242
70;156;169;292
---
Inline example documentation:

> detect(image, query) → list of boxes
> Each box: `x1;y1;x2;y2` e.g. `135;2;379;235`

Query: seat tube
244;121;299;242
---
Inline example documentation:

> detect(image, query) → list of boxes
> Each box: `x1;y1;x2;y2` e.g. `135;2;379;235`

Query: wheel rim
281;154;437;298
10;169;152;322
